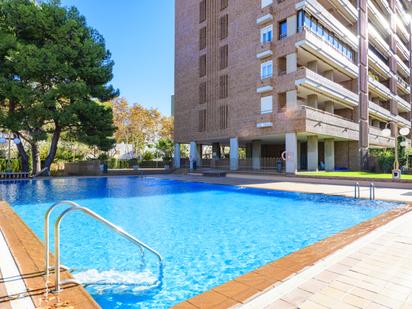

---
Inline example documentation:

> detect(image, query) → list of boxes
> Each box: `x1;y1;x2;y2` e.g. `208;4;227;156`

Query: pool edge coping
173;203;412;309
0;201;100;309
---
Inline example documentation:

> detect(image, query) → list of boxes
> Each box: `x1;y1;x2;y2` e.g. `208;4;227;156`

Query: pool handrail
44;201;83;276
52;205;163;293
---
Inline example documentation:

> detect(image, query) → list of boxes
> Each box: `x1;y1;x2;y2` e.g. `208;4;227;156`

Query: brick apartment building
173;0;412;173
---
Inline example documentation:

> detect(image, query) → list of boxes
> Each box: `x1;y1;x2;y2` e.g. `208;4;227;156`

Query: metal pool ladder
44;201;163;293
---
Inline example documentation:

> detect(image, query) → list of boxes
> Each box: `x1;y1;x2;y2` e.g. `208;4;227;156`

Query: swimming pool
0;177;401;308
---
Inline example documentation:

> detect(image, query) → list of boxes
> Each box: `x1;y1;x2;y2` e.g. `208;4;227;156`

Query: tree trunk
44;127;61;175
31;142;41;175
14;133;30;173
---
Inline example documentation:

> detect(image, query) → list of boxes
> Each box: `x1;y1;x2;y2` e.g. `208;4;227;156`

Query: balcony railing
397;75;411;93
396;115;411;128
326;0;357;22
395;95;411;112
395;54;410;78
369;49;391;78
369;25;391;56
296;30;358;77
368;1;390;36
396;35;410;60
368;76;392;99
369;101;392;121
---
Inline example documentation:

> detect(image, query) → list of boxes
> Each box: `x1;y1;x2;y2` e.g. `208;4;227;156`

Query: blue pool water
0;177;401;308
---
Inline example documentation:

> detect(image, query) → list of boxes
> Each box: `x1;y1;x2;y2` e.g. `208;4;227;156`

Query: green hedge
0;159;22;172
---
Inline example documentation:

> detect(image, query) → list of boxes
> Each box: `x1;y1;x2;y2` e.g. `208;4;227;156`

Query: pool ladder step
354;182;376;200
44;201;163;293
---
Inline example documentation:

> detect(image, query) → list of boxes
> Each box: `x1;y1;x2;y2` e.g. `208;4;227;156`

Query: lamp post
0;133;21;172
382;126;410;179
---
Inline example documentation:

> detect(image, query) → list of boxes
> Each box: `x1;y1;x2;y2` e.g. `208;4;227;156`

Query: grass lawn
297;171;412;180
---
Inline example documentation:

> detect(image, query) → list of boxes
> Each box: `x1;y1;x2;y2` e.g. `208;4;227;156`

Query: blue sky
61;0;175;116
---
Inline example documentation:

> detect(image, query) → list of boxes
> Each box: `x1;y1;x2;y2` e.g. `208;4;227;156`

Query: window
198;110;207;132
220;0;228;10
219;105;228;129
261;0;272;8
199;82;207;104
199;27;207;50
219;45;228;69
297;10;304;32
219;75;229;98
199;55;207;77
260;96;273;114
260;25;273;44
261;60;273;79
279;20;287;39
220;15;228;40
199;0;206;23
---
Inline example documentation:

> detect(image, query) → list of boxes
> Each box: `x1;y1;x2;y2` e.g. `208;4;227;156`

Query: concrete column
323;70;334;81
286;90;298;109
286;53;297;74
307;136;318;171
358;0;369;171
173;143;181;168
287;15;297;37
285;133;298;174
307;60;318;73
189;141;198;170
297;141;301;170
230;137;239;171
252;140;261;170
324;101;334;114
307;94;318;109
324;139;335;171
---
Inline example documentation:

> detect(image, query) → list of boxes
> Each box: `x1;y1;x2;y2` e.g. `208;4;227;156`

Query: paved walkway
241;210;412;309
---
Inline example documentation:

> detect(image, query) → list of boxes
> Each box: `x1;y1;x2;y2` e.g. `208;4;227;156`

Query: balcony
256;77;273;93
368;76;392;99
395;95;411;112
396;17;409;42
396;35;410;60
374;0;392;15
368;1;391;36
396;55;410;78
397;76;411;94
396;1;410;28
396;115;411;128
256;41;273;59
296;30;358;78
369;101;392;121
369;126;396;147
302;106;359;140
368;49;391;78
369;25;391;56
296;0;357;49
295;68;358;107
326;0;357;23
256;13;273;25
